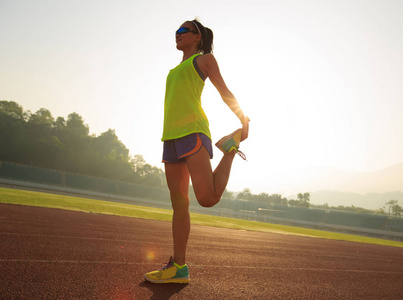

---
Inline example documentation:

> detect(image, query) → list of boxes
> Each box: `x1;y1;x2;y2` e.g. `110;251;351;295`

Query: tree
131;155;166;187
252;193;288;207
141;165;166;187
29;108;54;127
0;100;167;188
0;101;26;120
254;192;270;204
24;108;59;166
268;194;288;206
66;112;89;137
386;200;402;216
298;192;310;208
131;154;147;173
94;129;129;160
0;101;26;162
53;116;66;132
222;189;234;200
375;207;386;215
236;188;253;201
289;193;310;208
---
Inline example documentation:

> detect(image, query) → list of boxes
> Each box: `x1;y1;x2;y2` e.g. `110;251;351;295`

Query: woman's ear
194;34;201;44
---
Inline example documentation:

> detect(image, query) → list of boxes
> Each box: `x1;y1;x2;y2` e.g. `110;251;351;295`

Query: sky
1;0;402;196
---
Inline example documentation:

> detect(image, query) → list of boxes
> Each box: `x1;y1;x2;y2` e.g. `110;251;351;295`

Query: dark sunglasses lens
176;27;189;35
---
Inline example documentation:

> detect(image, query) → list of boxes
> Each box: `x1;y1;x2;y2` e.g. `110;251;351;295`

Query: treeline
230;188;401;216
1;100;400;216
0;101;165;187
233;189;316;209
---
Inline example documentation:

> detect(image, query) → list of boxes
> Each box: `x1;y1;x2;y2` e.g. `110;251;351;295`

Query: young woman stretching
144;19;250;284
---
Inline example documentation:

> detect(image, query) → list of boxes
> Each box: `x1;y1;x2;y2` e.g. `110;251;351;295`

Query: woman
144;19;249;284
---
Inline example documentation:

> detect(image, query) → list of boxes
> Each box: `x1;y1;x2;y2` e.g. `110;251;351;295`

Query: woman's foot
215;129;246;160
144;256;190;284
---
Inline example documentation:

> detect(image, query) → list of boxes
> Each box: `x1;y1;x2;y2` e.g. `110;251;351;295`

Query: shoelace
237;149;247;161
159;257;174;271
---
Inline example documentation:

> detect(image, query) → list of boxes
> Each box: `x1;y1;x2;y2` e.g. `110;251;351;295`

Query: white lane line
2;232;401;264
0;259;401;275
0;231;171;245
0;259;152;265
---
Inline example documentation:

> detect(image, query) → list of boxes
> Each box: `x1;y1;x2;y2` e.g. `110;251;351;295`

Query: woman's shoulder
195;54;220;79
197;53;215;63
197;53;218;71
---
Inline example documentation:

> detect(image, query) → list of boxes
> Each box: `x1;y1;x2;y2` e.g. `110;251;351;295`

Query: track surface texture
0;203;402;299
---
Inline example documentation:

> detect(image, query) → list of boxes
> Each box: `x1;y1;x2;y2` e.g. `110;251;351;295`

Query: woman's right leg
165;162;191;266
186;146;236;208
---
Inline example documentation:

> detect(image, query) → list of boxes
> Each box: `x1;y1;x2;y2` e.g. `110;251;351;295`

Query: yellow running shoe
215;129;246;160
144;257;190;284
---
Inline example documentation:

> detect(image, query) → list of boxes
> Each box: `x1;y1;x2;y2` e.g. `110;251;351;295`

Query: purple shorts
162;133;213;163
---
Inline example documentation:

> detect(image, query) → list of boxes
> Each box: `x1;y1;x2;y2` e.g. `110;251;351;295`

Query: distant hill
287;162;403;194
309;190;403;210
286;163;403;209
325;163;403;194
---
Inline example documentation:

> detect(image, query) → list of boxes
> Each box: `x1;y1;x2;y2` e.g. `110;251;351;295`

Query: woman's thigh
185;146;215;201
164;162;190;210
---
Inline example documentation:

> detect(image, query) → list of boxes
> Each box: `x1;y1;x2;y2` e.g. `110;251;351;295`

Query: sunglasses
176;27;198;35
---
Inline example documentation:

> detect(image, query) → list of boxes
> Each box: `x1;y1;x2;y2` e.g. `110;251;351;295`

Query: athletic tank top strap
193;56;206;81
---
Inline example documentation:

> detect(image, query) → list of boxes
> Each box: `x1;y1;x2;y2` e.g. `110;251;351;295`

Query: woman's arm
198;54;249;141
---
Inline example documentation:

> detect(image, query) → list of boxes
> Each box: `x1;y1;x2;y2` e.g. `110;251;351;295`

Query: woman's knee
170;193;190;211
197;193;220;208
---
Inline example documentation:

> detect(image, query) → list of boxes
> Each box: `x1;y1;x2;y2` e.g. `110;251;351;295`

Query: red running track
0;203;402;299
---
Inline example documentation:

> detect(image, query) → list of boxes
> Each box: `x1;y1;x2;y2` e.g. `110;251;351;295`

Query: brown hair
191;19;214;54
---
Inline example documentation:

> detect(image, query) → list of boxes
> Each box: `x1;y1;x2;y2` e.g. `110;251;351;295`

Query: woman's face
175;22;199;51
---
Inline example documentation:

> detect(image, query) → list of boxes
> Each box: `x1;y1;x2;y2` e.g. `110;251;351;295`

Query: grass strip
1;187;402;248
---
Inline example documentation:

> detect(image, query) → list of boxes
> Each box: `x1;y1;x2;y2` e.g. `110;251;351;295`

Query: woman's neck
181;49;200;62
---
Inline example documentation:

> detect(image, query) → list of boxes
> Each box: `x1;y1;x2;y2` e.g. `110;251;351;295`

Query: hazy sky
1;0;402;196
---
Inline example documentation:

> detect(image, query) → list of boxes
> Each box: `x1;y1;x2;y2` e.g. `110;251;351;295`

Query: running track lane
0;203;402;299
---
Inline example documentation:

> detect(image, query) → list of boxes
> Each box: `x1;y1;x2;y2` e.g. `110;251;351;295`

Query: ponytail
191;19;214;54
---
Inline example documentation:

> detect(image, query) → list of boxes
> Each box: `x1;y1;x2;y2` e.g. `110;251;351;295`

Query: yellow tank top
161;53;211;141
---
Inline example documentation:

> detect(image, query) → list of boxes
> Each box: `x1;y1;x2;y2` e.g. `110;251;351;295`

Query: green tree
94;129;129;161
132;155;166;187
0;101;32;163
0;101;26;120
289;193;310;208
254;192;270;203
29;108;54;127
91;129;132;180
268;193;288;206
298;192;310;208
375;207;387;215
131;154;147;173
386;200;402;216
66;112;89;136
141;165;166;187
222;189;234;199
0;100;167;188
25;108;60;167
236;188;253;201
59;112;92;173
53;116;66;131
251;193;288;207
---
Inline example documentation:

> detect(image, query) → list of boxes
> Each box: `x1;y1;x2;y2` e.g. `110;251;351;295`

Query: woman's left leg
165;162;191;266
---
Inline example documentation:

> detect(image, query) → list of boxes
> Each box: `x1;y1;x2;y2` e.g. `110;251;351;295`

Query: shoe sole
144;275;190;284
215;129;242;151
